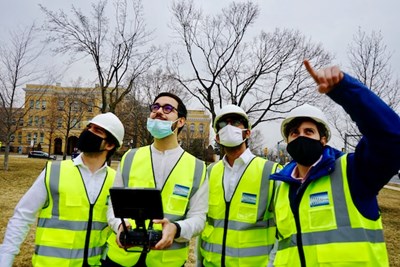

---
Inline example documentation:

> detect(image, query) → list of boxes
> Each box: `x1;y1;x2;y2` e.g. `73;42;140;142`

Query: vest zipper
293;180;311;267
221;201;231;267
83;203;94;266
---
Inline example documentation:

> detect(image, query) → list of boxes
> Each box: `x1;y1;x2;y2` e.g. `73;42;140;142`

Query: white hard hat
89;112;125;148
213;104;251;131
281;104;330;142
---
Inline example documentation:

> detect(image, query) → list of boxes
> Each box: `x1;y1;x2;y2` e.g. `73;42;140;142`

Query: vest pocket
308;206;335;229
41;229;75;245
275;203;295;239
316;243;369;264
237;204;257;223
166;195;188;215
61;194;84;220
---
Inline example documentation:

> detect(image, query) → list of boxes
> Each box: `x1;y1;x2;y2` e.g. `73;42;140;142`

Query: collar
290;155;323;182
73;153;108;170
222;148;254;167
151;143;184;155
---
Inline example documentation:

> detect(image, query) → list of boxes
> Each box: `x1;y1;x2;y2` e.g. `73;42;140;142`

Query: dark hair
153;92;187;118
284;117;328;140
153;92;187;134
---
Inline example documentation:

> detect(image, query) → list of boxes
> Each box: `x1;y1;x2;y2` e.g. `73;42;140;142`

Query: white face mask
217;124;247;147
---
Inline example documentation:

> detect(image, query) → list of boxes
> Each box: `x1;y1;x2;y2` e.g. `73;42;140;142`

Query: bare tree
169;0;331;128
0;24;45;171
40;0;160;114
327;28;400;151
247;128;264;155
52;83;95;160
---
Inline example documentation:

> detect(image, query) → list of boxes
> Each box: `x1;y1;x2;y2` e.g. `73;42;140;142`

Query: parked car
28;151;57;160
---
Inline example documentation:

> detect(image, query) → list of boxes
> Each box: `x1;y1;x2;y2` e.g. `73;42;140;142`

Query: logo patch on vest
173;184;190;197
241;193;257;205
310;192;329;207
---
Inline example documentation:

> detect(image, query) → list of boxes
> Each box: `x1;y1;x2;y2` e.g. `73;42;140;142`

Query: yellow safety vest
33;160;115;267
200;157;279;266
273;156;389;266
106;146;206;267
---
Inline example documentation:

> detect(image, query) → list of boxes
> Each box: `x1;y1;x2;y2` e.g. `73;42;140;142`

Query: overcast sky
2;0;399;149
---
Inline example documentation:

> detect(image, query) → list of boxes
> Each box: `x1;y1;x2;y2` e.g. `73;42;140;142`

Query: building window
73;101;79;111
87;101;93;112
190;123;195;133
199;123;204;134
42;100;46;110
35;100;40;110
34;116;39;126
58;100;64;111
18;132;22;144
29;100;34;109
41;116;46;126
28;116;33;126
71;118;78;128
27;133;31;143
40;132;44;143
57;118;62;128
19;119;24;127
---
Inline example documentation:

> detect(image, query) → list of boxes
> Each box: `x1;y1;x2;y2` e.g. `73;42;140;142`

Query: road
389;174;400;185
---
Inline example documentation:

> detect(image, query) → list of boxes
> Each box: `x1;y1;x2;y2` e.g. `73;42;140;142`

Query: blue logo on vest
241;193;257;205
173;184;190;197
310;192;329;207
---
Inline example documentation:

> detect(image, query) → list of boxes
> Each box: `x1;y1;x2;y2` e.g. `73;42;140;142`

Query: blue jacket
271;73;400;220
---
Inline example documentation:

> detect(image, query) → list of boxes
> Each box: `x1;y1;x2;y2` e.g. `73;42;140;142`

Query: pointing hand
303;60;344;94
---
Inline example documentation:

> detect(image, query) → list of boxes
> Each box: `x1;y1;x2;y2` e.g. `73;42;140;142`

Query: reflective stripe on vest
33;160;114;266
273;156;388;266
107;146;206;267
201;158;278;266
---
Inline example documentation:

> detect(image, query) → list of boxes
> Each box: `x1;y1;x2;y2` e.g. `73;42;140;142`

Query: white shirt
107;144;209;242
0;154;109;266
222;148;255;201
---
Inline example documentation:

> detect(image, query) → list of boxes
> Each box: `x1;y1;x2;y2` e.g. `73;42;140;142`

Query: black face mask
287;136;324;166
77;130;105;153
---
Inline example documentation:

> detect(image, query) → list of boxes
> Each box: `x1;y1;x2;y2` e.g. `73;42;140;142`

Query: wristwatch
173;222;181;238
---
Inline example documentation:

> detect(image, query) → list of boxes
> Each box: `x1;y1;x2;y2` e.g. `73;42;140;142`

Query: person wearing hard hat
0;112;125;266
269;60;400;266
198;104;280;266
103;92;208;267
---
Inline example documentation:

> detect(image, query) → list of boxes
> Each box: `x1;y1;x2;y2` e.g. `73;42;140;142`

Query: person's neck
225;145;246;167
81;152;107;173
153;134;179;152
296;164;312;180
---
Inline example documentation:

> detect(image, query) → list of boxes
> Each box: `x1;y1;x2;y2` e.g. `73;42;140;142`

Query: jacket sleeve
327;73;400;196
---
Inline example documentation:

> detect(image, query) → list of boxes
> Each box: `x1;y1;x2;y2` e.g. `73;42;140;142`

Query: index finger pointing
303;60;319;84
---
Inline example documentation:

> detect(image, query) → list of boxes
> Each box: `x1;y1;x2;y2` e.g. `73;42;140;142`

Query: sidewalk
385;184;400;191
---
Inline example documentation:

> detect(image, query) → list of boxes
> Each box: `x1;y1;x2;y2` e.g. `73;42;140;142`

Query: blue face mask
147;118;178;139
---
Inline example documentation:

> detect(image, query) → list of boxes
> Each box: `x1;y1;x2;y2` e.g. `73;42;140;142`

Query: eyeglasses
217;117;245;129
149;103;177;114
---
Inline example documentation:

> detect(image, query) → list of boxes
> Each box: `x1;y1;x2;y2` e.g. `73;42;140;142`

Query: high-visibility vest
200;157;279;266
33;160;115;267
273;156;389;266
106;146;206;267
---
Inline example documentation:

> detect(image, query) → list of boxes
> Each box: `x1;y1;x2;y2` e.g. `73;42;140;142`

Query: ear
215;134;220;143
177;117;186;128
244;129;251;139
320;136;327;146
104;140;116;151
